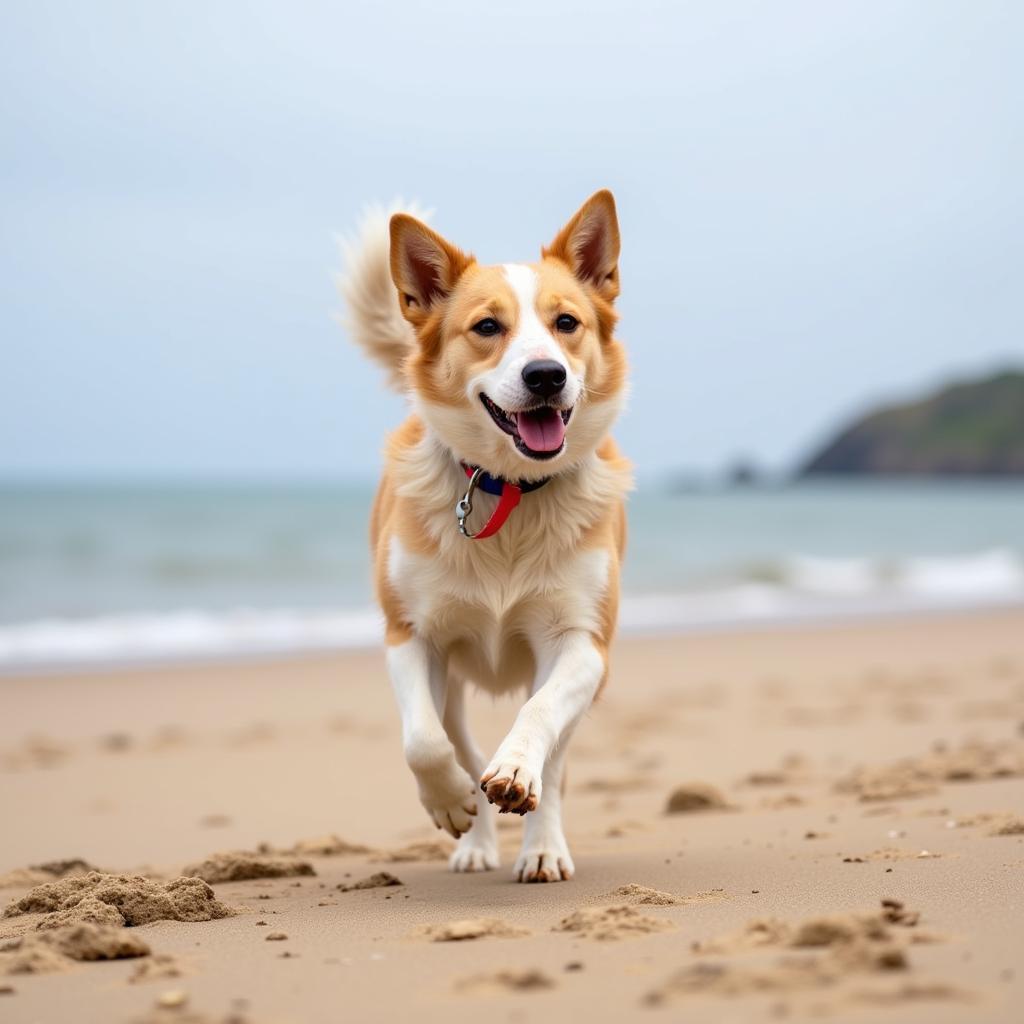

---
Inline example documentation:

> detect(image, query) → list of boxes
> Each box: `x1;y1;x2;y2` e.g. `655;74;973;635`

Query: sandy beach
1;609;1022;1023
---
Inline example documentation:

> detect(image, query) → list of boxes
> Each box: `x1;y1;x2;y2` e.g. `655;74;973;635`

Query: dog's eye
471;318;502;337
555;313;579;333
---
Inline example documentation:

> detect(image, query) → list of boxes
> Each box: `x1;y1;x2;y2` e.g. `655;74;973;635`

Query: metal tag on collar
455;467;484;538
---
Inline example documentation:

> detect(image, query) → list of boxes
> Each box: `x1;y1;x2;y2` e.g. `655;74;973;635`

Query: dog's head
389;191;627;481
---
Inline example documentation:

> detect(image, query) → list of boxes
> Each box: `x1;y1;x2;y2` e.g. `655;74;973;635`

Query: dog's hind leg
387;639;478;839
443;678;500;872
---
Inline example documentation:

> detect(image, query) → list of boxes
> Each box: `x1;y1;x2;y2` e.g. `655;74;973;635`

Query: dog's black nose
522;359;567;399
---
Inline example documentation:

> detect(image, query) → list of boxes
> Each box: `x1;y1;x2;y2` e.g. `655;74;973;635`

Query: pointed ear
389;214;473;319
543;190;621;302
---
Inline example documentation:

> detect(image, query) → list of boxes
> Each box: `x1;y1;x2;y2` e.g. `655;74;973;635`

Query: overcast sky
2;1;1022;482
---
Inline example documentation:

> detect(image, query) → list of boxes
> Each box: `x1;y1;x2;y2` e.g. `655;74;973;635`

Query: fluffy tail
337;202;427;392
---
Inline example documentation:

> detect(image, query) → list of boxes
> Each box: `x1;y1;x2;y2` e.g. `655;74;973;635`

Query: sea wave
0;608;384;671
0;550;1021;672
786;548;1024;599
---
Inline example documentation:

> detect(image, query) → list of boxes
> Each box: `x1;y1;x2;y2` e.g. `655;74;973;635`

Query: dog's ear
389;214;473;320
543;190;621;303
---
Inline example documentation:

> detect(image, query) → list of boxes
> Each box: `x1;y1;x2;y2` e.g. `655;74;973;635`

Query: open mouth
480;394;573;461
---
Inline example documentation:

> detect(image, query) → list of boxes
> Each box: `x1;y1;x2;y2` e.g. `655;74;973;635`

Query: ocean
1;479;1022;670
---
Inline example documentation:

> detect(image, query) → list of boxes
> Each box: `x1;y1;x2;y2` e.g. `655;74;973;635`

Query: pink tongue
516;407;566;452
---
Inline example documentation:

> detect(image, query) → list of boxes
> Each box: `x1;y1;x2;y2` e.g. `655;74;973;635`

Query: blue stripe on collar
461;464;551;496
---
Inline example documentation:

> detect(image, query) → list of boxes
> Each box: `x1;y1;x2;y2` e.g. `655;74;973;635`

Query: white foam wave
786;548;1024;599
899;549;1024;599
0;608;384;670
0;550;1021;672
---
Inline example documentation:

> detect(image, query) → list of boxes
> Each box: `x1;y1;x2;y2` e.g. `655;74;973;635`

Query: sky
2;1;1022;482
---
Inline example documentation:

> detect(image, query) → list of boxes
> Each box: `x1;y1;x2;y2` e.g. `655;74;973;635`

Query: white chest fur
387;530;610;692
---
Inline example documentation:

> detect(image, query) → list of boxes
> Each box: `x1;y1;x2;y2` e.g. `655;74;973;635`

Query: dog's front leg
481;630;604;878
387;638;477;838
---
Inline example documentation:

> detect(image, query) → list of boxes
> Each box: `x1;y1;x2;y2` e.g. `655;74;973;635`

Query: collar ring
455;467;484;538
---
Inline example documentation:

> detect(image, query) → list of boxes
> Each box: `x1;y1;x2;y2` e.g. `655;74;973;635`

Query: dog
339;191;631;882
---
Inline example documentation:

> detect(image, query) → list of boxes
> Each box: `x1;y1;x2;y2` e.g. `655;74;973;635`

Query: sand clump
555;904;674;941
1;923;150;974
848;980;976;1006
646;959;860;1003
260;834;435;862
740;754;812;788
605;883;728;907
1;735;72;771
760;793;806;810
456;969;556;993
692;900;923;958
3;872;233;928
130;953;185;983
945;810;1024;836
424;918;529;942
646;960;971;1009
270;835;373;857
181;853;315;884
606;884;686;906
39;922;150;961
665;783;733;814
130;1003;258;1024
984;815;1024;836
645;956;902;1005
338;872;403;892
836;739;1024;802
578;774;653;794
647;901;937;1006
0;936;72;976
0;859;103;890
200;814;232;829
373;840;451;863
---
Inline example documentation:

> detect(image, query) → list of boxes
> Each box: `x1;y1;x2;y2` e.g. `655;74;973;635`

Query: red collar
455;464;551;539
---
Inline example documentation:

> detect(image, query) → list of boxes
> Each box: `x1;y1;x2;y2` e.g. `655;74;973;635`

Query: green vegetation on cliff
800;370;1024;476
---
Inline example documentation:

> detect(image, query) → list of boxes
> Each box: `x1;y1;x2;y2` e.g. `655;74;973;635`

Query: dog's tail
337;202;427;392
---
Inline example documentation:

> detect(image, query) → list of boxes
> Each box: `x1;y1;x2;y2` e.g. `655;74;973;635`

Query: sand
1;608;1022;1022
1;923;151;974
664;781;734;813
3;874;234;928
422;918;529;942
181;855;315;885
455;967;556;992
337;872;403;892
554;903;675;940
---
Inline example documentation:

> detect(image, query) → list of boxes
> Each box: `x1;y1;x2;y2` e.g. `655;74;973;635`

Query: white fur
383;426;627;879
343;204;631;882
336;201;427;392
386;637;477;838
468;264;583;413
388;521;610;690
423;260;610;483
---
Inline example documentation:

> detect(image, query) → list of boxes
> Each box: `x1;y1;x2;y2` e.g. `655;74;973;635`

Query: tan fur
372;420;630;675
365;191;631;670
342;191;631;877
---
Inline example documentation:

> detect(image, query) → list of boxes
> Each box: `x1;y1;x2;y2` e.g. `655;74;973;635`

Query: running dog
339;191;631;881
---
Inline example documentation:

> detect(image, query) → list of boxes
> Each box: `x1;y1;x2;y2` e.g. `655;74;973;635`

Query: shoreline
2;593;1022;678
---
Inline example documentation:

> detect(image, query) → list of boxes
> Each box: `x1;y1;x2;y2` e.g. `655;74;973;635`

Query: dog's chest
387;532;609;684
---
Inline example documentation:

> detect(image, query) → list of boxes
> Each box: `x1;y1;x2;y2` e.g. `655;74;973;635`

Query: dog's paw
414;760;478;838
480;757;542;814
514;842;574;883
449;836;500;873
